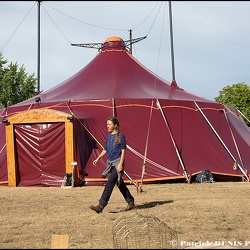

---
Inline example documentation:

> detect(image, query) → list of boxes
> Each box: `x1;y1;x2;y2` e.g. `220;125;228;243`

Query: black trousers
99;166;134;207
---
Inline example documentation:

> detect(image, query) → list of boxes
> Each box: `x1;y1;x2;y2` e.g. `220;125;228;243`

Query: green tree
0;52;37;108
0;52;8;87
214;82;250;126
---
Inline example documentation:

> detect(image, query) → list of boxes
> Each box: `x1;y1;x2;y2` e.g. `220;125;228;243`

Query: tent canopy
0;36;249;187
15;36;214;104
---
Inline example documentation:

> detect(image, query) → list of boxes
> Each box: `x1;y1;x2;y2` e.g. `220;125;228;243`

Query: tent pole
194;101;249;181
156;99;189;182
233;107;250;124
112;98;116;117
169;1;175;82
37;0;41;93
222;108;244;168
129;29;132;54
139;99;154;192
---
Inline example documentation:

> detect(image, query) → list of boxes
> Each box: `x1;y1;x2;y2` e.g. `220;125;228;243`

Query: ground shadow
109;200;173;213
135;200;174;209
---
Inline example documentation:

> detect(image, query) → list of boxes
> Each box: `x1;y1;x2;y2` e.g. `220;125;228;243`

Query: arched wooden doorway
4;108;75;186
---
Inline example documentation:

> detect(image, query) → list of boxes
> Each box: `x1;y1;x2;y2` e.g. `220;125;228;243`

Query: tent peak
102;36;126;52
71;35;147;54
105;36;123;42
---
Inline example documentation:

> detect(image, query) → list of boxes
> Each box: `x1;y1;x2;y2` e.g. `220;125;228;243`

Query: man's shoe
90;204;104;214
124;201;135;211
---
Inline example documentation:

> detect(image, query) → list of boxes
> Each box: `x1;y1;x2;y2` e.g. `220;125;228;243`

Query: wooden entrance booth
4;108;76;186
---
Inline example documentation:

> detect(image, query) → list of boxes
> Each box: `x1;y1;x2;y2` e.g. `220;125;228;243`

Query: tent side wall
75;98;249;185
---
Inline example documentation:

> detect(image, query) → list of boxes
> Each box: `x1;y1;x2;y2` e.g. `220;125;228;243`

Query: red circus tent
0;36;250;187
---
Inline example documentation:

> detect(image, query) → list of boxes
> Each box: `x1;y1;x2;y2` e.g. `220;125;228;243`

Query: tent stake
123;170;141;193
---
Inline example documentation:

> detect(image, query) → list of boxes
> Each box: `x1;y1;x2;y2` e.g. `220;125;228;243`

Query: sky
0;1;249;101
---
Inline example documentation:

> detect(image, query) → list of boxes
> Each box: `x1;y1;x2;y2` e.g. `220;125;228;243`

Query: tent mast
37;0;41;93
129;29;132;54
169;1;177;87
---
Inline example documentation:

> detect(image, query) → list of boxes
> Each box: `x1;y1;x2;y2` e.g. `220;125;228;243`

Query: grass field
0;181;250;249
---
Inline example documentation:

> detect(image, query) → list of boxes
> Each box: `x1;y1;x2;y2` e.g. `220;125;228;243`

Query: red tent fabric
0;36;249;187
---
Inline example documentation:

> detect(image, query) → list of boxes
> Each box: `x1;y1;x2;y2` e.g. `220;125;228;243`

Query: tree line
0;52;249;126
0;52;36;109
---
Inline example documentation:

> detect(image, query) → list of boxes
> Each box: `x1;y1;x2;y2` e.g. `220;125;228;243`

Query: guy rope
138;99;154;192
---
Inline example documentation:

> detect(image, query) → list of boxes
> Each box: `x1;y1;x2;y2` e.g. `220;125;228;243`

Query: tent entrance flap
4;108;75;187
15;123;65;186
